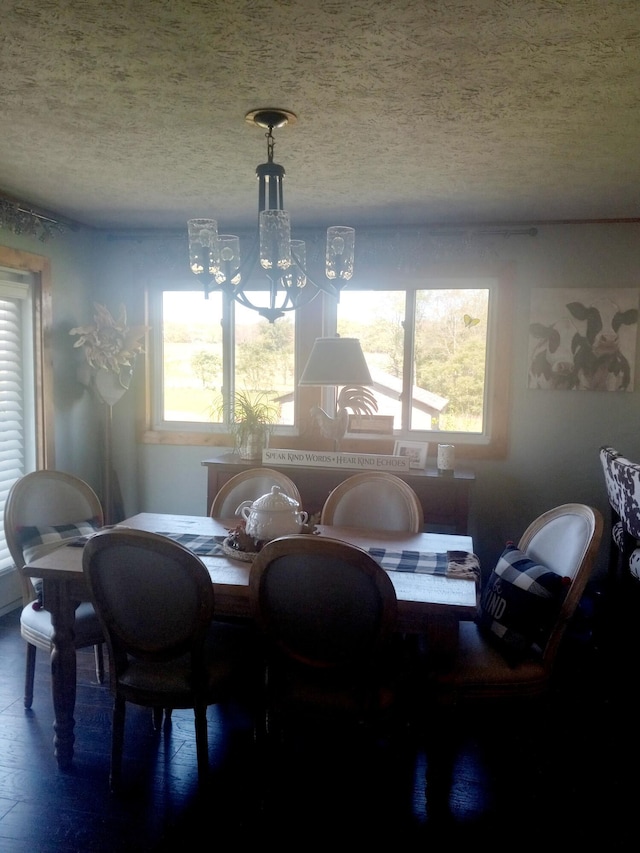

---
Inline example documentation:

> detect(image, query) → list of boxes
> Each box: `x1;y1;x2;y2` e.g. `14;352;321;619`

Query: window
0;247;54;582
0;247;51;616
336;285;491;435
149;289;296;431
330;269;512;458
0;277;35;571
145;267;512;458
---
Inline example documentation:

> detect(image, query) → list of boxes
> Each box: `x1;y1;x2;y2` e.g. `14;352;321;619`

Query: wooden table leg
44;579;77;771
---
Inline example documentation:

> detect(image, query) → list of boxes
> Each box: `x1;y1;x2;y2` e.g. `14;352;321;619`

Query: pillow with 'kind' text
477;543;570;665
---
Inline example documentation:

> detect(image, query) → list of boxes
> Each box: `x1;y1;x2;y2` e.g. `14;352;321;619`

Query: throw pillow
477;543;570;664
19;519;100;608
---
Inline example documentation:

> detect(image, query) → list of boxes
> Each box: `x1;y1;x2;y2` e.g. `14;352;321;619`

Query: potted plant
218;389;280;460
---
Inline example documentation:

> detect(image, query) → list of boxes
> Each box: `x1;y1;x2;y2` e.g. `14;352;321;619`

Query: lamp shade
299;337;373;386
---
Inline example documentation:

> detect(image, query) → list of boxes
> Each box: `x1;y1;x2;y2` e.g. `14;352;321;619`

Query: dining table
25;512;478;770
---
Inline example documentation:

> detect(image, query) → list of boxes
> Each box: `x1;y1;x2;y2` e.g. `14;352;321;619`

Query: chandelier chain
266;126;276;164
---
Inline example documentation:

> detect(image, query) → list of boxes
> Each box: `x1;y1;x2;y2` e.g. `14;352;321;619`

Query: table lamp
299;336;377;450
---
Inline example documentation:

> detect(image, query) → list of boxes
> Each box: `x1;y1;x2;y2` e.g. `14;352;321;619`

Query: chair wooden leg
110;696;126;792
24;642;37;709
152;707;173;730
194;702;209;785
94;643;105;683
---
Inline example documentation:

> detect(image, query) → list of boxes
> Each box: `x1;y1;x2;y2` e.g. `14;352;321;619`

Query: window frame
141;265;513;459
143;285;303;445
0;246;52;587
325;265;513;458
0;246;52;467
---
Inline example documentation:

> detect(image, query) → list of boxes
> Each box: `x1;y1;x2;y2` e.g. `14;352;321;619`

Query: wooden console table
202;453;475;534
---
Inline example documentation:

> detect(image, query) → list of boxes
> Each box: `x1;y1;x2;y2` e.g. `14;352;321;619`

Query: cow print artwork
528;288;639;391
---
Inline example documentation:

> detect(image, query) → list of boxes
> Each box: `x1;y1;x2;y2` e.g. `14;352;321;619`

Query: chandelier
187;109;355;323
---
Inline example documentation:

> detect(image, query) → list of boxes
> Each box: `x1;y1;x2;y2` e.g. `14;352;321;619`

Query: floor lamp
92;370;127;525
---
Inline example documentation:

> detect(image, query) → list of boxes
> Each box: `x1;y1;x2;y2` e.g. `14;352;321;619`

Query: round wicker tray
221;536;259;563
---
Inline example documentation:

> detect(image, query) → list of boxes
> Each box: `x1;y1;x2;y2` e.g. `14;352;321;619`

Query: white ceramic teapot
236;485;309;542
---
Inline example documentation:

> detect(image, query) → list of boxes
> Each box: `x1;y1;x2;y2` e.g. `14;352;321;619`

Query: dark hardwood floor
0;594;634;851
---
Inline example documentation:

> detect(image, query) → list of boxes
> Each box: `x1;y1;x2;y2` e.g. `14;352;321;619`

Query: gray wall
3;220;639;585
1;227;103;492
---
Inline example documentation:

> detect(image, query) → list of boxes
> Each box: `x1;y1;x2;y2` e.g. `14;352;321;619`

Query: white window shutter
0;286;31;571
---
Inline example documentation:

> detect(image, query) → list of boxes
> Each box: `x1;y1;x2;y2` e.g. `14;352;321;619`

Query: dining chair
432;502;603;705
3;469;106;709
249;534;401;743
209;466;302;519
598;445;640;586
82;528;258;790
320;471;423;533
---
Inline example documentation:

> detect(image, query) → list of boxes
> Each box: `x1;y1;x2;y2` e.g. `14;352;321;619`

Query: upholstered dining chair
598;445;640;586
82;528;257;790
3;469;106;709
209;467;302;519
432;502;603;705
320;471;423;533
249;534;400;741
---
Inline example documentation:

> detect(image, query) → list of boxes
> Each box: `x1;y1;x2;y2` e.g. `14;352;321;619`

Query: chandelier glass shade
188;109;355;323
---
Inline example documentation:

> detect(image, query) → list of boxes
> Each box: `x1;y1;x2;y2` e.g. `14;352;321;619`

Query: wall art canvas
527;287;639;391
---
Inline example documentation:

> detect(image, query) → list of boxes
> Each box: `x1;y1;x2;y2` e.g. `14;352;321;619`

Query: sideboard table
202;454;475;534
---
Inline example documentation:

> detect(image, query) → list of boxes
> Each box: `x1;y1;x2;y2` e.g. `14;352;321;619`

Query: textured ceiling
1;0;640;232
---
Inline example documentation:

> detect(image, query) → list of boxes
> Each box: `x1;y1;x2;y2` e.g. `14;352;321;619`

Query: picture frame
527;287;639;391
345;413;395;437
393;440;429;469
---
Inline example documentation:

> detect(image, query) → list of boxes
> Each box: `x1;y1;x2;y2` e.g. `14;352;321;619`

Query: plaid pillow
19;519;100;608
477;543;570;664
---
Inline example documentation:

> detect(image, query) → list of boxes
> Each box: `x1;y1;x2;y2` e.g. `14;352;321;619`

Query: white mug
437;444;455;473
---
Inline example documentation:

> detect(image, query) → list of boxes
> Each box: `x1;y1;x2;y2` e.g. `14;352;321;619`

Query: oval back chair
83;528;256;790
320;472;423;533
3;469;105;708
434;503;603;704
209;467;302;519
249;534;399;738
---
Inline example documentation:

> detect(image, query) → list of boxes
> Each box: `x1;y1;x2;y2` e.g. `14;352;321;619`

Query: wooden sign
262;448;411;472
